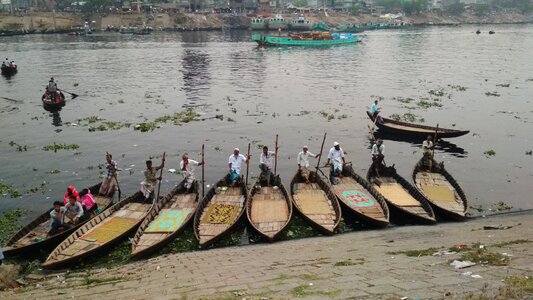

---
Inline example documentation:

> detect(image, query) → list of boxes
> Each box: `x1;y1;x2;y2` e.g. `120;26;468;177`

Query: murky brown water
1;24;532;222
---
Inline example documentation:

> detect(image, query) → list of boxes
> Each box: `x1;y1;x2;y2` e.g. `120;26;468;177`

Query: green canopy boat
252;32;362;47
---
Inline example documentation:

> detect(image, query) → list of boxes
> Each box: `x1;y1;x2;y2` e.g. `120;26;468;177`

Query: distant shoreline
1;11;532;36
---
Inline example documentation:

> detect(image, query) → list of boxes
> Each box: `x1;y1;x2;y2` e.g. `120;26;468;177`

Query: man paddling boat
228;148;249;186
99;153;118;195
180;152;204;190
325;141;345;184
141;159;164;200
259;146;276;186
371;139;385;176
297;145;320;184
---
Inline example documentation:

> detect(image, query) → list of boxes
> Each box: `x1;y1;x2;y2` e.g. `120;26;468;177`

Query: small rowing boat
412;157;468;221
131;180;199;258
247;173;292;241
42;91;66;111
1;63;17;76
367;164;436;224
42;191;151;269
193;174;247;248
366;111;469;139
330;164;389;228
2;183;114;256
290;170;341;234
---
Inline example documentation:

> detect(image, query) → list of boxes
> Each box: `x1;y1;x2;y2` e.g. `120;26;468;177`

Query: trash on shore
450;260;476;269
432;250;457;256
483;224;514;230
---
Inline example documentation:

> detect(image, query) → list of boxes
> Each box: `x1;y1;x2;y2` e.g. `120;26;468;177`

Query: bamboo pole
201;144;205;198
245;143;251;186
154;152;166;204
315;133;327;173
274;134;279;176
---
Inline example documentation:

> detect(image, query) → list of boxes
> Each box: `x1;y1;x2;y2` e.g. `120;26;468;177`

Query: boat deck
46;201;150;264
415;172;464;214
250;186;290;238
372;178;430;219
198;187;244;245
332;177;387;221
293;183;336;231
133;193;197;254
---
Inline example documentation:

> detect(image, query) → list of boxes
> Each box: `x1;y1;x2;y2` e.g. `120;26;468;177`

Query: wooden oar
154;152;166;204
274;134;279;176
61;90;78;98
1;96;22;103
201;144;205;198
245;143;251;186
315;132;327;174
429;124;439;172
106;152;121;201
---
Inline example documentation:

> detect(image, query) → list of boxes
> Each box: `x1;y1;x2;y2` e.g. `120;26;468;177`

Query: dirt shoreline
1;11;532;34
1;210;532;299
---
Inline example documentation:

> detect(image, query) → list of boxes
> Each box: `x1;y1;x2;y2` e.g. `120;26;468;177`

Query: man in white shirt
422;135;434;157
259;146;276;186
228;148;248;186
325;141;345;183
371;139;385;175
180;152;204;190
297;145;321;184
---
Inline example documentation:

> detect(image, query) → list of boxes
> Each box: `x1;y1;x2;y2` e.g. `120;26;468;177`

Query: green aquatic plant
0;209;24;243
484;149;496;157
0;183;22;198
42;143;80;152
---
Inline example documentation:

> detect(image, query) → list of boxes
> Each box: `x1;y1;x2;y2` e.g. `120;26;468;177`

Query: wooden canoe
42;191;151;269
329;165;389;228
367;164;436;225
193;174;247;249
131;180;199;258
290;170;341;235
366;111;469;139
247;173;292;242
42;91;66;112
412;157;468;221
2;183;115;256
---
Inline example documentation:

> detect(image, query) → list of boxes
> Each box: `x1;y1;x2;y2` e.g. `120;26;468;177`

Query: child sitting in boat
49;201;71;235
79;188;98;213
64;196;85;225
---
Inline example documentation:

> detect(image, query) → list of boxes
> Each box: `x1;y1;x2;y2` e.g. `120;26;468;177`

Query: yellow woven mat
374;183;420;206
294;194;331;215
251;199;288;223
200;204;239;224
81;217;139;244
421;185;455;202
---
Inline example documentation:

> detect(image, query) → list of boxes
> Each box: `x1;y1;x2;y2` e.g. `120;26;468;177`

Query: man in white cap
228;148;249;186
325;141;345;184
297;145;321;184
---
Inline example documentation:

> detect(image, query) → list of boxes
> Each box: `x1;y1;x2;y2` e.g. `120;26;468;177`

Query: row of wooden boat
4;156;467;269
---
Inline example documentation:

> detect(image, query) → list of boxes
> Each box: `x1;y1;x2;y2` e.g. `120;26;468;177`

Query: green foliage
376;0;402;11
81;0;113;13
402;0;428;14
0;183;22;198
444;1;465;15
474;4;491;16
484;149;496;157
294;0;308;7
0;209;24;244
42;142;80;152
459;247;510;266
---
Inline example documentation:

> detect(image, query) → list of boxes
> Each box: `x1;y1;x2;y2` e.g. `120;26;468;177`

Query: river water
1;24;532;222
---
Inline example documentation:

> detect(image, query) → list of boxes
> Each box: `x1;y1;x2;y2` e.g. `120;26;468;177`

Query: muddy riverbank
1;11;532;34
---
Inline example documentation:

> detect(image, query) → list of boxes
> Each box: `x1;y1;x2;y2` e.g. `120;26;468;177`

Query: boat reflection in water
372;131;467;158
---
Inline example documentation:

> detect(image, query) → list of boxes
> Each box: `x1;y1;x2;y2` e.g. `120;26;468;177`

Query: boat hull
252;33;362;47
367;111;469;139
3;183;115;256
42;91;66;111
130;180;199;259
1;65;17;76
412;157;468;221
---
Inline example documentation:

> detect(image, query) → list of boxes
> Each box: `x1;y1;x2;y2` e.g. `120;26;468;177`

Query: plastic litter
432;250;457;256
450;260;476;269
471;275;483;279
